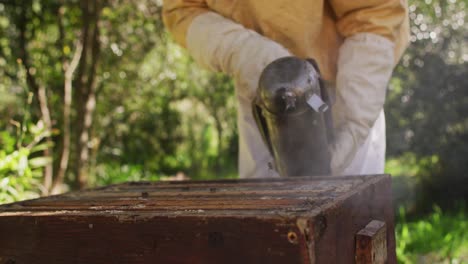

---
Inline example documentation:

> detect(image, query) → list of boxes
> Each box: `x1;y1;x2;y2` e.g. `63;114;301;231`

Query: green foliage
0;1;238;192
0;119;51;204
386;0;468;209
386;153;443;211
386;152;441;178
94;33;238;181
92;162;161;186
396;205;468;263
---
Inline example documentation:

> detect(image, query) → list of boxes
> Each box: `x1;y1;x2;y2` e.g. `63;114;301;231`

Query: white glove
330;33;395;174
186;12;291;101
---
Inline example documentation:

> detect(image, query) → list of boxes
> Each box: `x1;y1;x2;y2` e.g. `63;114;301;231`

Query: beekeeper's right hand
185;12;291;101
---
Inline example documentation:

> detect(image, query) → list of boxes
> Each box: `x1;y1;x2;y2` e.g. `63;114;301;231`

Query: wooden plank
0;214;310;264
0;176;367;215
355;220;387;264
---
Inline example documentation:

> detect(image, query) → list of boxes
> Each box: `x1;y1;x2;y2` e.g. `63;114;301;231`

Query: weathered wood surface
355;220;388;264
0;175;396;264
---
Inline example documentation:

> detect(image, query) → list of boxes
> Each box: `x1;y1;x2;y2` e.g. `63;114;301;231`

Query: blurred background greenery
0;0;466;262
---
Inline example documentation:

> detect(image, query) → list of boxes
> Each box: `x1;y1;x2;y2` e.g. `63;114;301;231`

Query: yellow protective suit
163;0;409;81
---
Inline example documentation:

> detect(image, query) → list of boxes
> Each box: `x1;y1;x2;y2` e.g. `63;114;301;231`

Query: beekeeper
162;0;410;178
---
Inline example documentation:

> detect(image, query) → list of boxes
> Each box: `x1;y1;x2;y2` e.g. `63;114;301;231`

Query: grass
396;205;468;264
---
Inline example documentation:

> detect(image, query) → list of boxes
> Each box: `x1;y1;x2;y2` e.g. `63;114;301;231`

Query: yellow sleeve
329;0;408;42
329;0;410;61
162;0;209;47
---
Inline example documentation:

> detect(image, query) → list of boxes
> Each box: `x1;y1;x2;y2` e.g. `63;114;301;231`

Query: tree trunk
73;0;102;189
52;41;83;194
37;86;54;194
18;2;54;195
214;115;223;174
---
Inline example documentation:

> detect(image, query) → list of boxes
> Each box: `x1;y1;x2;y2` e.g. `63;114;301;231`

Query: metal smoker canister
253;57;333;177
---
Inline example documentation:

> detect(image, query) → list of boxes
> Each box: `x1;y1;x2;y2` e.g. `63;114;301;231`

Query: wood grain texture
356;220;387;264
0;175;396;264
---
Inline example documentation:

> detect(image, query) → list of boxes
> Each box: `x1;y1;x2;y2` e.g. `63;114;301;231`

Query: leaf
17;155;28;176
30;141;54;153
28;157;52;168
7;185;19;198
63;45;71;55
0;177;10;189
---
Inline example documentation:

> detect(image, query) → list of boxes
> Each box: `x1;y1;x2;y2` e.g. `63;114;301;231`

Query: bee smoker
253;57;334;177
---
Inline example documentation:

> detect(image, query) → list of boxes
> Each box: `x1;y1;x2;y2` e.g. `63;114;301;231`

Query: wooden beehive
0;175;396;263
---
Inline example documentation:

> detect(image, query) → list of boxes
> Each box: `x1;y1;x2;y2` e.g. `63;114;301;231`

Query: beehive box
0;175;396;263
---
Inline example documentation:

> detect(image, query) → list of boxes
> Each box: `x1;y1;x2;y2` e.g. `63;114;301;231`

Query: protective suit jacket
162;0;410;178
163;0;409;81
